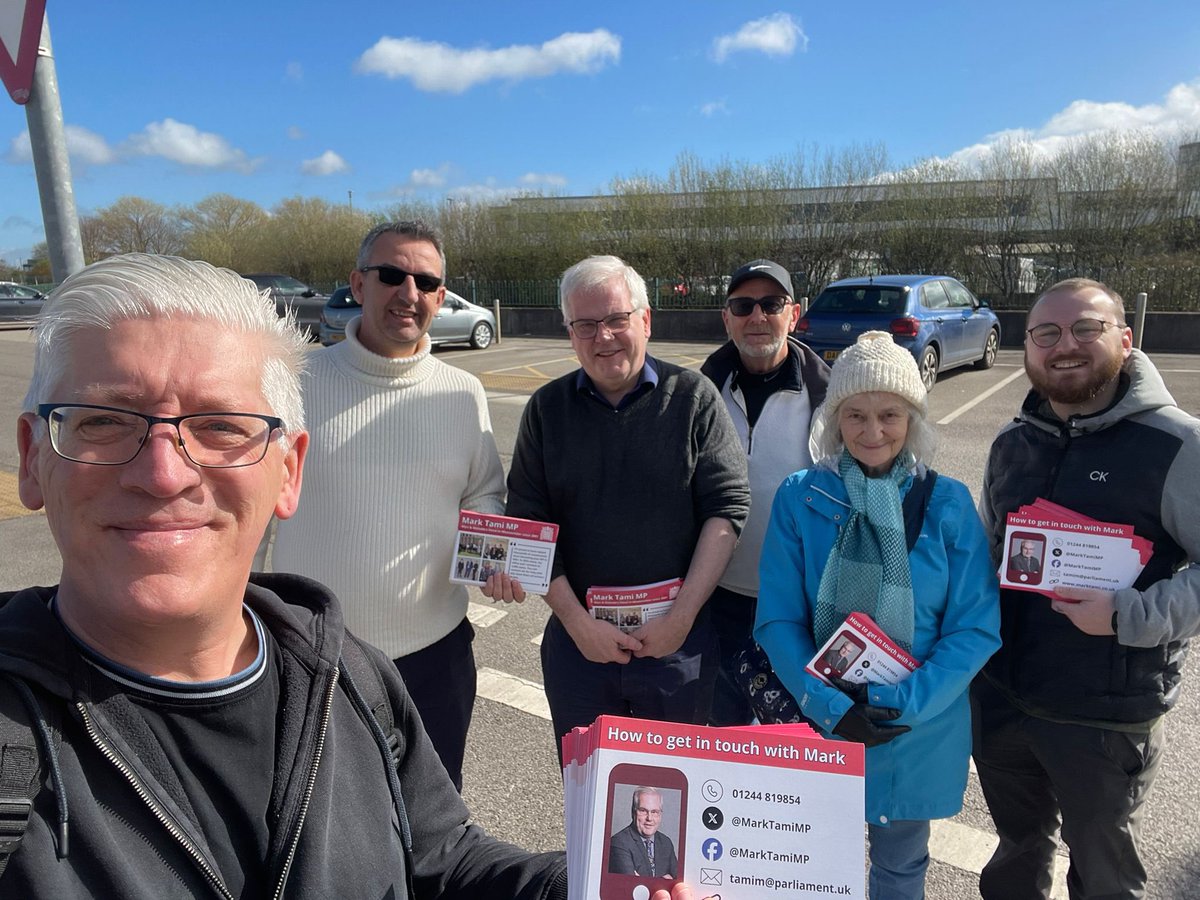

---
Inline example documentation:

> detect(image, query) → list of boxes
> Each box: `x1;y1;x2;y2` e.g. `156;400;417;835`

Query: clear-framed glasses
568;311;636;340
726;295;792;317
358;264;443;294
37;404;285;468
1026;319;1121;348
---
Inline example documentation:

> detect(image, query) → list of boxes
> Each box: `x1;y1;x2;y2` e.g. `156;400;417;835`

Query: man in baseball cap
699;259;830;725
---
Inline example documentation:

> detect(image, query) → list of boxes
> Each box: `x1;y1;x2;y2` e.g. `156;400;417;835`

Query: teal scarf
813;449;916;653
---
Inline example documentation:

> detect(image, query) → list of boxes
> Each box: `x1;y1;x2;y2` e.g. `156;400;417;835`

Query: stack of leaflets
806;612;919;687
586;578;683;634
449;510;558;594
1000;498;1151;596
563;715;866;900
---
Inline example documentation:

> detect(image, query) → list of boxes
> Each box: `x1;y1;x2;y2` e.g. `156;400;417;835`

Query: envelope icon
700;868;722;885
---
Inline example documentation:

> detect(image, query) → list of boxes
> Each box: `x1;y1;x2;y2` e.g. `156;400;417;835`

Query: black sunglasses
359;265;443;294
726;295;791;317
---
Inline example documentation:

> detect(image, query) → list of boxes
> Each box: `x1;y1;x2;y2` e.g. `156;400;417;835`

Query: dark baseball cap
727;259;793;298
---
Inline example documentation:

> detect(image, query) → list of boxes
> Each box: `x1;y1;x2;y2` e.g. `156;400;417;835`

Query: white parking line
476;666;552;719
467;602;509;629
937;369;1027;425
487;393;533;407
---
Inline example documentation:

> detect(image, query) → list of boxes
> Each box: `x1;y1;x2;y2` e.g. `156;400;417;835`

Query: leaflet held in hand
563;715;866;899
587;578;683;633
450;510;559;594
806;612;919;686
1000;498;1150;597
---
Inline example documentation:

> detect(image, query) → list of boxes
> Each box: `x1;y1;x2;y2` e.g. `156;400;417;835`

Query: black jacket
979;351;1200;724
0;576;568;899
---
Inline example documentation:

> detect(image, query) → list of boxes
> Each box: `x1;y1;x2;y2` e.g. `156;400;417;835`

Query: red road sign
0;0;48;104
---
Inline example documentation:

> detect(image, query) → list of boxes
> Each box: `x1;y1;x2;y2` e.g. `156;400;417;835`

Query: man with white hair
0;254;567;896
499;255;750;756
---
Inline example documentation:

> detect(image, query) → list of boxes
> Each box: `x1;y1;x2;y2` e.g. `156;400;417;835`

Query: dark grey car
0;282;46;324
243;274;327;339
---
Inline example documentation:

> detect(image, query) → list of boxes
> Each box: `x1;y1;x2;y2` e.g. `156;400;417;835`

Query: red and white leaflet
586;578;683;634
449;510;559;594
1000;506;1148;596
806;612;919;686
563;715;866;900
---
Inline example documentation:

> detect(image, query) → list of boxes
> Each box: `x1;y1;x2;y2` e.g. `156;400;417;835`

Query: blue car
796;274;1001;390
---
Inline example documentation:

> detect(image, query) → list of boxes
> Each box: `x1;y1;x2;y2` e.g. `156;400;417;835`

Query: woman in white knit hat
755;331;1000;899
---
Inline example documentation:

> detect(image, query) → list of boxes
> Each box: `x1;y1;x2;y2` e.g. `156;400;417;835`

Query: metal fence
446;269;1199;313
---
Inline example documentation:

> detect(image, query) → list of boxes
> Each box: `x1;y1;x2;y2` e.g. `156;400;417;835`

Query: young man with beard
974;278;1200;899
699;259;829;725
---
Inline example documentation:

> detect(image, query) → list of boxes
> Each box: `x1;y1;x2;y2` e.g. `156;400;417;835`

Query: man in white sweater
270;220;504;790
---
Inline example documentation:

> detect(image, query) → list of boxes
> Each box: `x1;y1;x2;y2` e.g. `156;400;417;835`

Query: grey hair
629;786;663;818
559;255;649;323
356;220;447;278
809;395;939;470
22;253;308;435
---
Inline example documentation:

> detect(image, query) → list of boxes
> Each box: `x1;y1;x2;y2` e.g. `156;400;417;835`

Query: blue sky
3;1;1200;265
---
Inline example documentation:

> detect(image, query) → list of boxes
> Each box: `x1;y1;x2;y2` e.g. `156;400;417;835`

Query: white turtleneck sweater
270;317;505;657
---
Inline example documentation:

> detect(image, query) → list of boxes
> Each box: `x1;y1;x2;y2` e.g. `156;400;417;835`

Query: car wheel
919;345;939;391
974;328;999;370
470;321;494;350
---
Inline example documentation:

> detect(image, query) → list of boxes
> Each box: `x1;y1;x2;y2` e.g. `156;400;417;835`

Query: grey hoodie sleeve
1116;410;1200;647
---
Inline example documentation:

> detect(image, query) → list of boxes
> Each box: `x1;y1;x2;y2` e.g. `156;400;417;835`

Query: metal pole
25;14;84;282
491;298;502;345
1133;292;1147;350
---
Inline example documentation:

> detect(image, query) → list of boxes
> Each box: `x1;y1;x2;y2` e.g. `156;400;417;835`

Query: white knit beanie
824;331;928;415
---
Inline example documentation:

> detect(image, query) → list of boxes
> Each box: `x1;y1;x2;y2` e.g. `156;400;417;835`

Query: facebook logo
702;838;723;861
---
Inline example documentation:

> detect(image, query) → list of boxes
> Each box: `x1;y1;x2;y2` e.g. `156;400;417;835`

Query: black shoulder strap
338;638;394;736
0;675;45;876
902;470;938;553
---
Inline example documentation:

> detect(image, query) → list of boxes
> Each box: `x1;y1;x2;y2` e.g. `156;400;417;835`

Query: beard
1025;348;1125;406
732;333;786;359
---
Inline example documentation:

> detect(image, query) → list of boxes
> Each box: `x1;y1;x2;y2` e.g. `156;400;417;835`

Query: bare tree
180;194;268;272
87;197;185;257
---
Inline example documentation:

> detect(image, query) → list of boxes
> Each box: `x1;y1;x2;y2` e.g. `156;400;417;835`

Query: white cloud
411;164;452;188
447;181;523;202
301;150;348;176
123;118;258;173
519;172;567;187
287;125;305;140
356;29;621;93
714;13;807;63
9;124;116;166
700;100;729;117
285;61;303;81
946;78;1200;169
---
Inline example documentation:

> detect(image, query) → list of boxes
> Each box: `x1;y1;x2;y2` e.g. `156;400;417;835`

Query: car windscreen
809;286;907;315
327;288;360;308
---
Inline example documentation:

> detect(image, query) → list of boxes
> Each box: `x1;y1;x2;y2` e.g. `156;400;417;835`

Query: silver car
319;287;495;349
0;282;46;324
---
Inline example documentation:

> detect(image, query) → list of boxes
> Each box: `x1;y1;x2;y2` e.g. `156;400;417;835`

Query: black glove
828;675;869;704
832;703;911;748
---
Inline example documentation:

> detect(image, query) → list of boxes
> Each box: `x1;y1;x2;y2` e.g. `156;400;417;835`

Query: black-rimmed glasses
726;295;791;317
567;311;636;340
359;265;443;294
37;404;285;468
1026;319;1121;348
